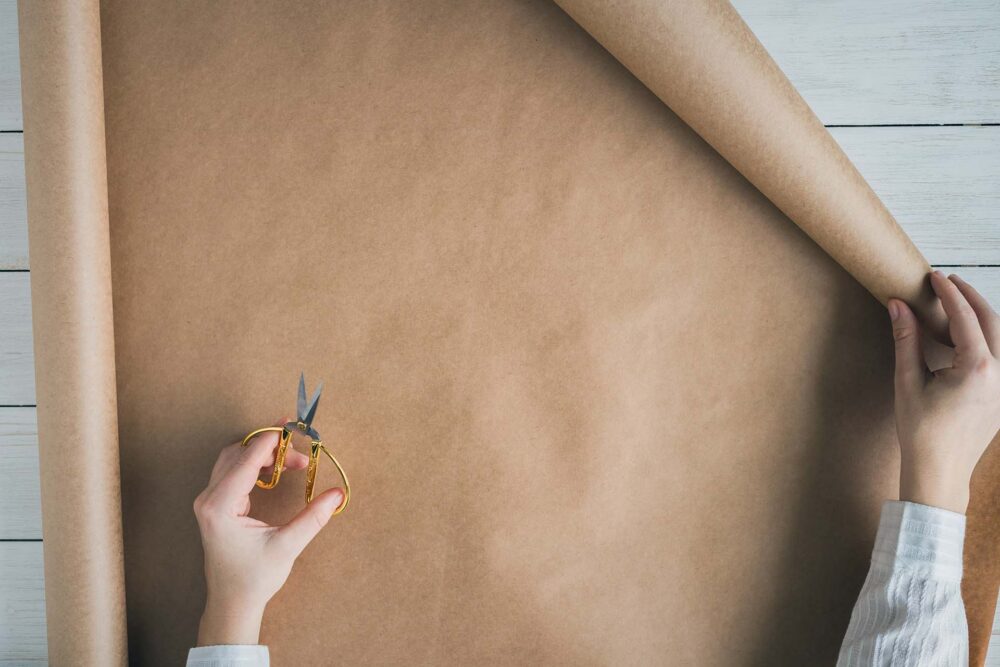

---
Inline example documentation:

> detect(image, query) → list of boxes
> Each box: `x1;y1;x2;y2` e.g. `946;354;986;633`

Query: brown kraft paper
16;0;128;665
16;0;998;664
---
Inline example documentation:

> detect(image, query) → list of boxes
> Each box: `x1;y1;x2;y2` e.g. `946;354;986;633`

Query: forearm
197;598;265;647
837;500;968;667
899;453;973;515
188;600;268;667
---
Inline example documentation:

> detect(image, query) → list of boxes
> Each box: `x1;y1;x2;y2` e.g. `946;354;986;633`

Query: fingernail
932;270;945;279
888;300;899;321
325;489;346;513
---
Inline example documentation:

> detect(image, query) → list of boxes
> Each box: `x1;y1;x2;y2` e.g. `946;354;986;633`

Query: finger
212;416;292;476
950;274;1000;357
282;446;310;470
889;299;927;397
271;488;346;556
211;429;283;504
270;415;309;471
260;444;310;477
930;271;991;363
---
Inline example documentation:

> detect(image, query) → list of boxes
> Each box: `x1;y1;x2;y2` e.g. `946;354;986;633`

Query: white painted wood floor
1;0;998;663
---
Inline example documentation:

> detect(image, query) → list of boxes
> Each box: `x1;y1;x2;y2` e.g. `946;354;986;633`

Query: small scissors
241;374;350;516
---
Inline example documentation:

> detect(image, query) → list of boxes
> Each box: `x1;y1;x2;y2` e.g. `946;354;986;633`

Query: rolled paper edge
17;0;128;664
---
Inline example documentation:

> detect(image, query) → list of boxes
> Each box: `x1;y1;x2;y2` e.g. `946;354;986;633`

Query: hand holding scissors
193;412;346;646
242;374;351;516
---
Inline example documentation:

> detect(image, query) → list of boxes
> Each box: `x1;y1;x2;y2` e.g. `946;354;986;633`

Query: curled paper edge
553;0;949;340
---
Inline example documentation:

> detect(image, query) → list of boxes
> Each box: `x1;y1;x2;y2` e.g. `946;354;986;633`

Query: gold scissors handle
242;426;292;489
241;425;350;516
306;442;351;514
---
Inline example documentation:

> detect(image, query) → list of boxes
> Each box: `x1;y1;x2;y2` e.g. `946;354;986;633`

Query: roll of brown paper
17;0;128;665
17;1;997;665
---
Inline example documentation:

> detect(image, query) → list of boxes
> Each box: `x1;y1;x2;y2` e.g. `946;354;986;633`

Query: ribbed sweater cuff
870;500;965;583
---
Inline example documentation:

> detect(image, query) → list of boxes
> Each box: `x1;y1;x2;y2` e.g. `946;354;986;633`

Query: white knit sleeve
186;645;270;667
837;500;968;666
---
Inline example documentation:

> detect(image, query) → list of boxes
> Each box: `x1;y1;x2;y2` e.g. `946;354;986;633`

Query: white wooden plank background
0;0;998;663
0;272;33;404
733;0;1000;125
0;407;40;540
831;126;1000;265
0;0;21;131
0;543;46;665
0;133;27;269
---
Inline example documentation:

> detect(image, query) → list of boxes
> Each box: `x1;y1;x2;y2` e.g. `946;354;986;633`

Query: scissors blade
303;381;324;427
297;372;307;422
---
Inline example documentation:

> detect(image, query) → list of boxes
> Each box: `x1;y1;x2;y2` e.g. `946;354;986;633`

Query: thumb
889;299;926;398
273;488;345;556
